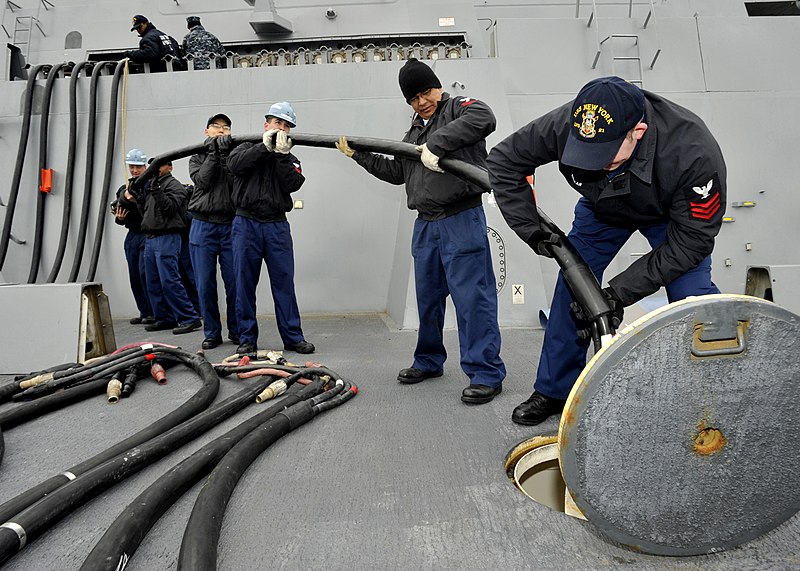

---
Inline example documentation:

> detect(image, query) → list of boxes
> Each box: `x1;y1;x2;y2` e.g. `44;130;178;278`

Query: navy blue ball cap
207;113;232;128
561;76;645;171
131;15;148;31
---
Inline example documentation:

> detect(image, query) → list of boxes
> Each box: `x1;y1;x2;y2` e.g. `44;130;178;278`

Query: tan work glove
416;143;444;173
275;130;293;154
263;129;279;152
335;135;355;158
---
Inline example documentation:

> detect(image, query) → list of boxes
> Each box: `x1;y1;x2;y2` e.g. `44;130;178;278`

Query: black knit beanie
398;58;442;102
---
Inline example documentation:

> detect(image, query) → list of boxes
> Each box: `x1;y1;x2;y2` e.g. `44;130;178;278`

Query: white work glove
274;130;293;154
416;143;444;173
335;135;355;158
263;129;279;152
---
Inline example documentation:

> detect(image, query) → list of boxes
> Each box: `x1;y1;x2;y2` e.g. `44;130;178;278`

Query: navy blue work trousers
180;232;200;313
144;233;201;326
535;198;720;400
189;219;239;341
231;216;304;347
123;230;151;318
411;206;506;387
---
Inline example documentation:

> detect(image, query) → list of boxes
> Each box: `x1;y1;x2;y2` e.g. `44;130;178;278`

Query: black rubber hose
177;409;302;570
0;64;49;272
27;62;66;283
68;61;114;282
11;346;149;401
130;135;612;333
80;380;325;571
46;60;92;283
0;348;218;524
178;378;356;571
0;377;107;429
13;353;150;401
86;58;126;282
0;368;273;566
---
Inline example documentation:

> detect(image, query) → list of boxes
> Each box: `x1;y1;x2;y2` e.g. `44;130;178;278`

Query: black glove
526;230;559;258
216;135;233;155
148;178;161;194
203;136;218;154
569;286;625;340
602;286;624;331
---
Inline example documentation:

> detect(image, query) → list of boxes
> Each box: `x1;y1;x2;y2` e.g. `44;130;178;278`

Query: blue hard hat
265;101;297;128
125;148;148;165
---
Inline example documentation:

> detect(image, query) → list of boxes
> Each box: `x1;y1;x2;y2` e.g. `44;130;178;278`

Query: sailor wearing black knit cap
335;58;507;405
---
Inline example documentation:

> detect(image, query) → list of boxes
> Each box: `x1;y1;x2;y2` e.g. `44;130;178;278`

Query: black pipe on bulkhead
67;61;115;282
0;64;49;272
46;61;92;283
28;62;66;283
86;58;127;282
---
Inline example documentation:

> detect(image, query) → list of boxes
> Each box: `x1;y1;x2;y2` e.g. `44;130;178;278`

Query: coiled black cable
80;379;325;570
0;347;218;525
0;361;272;566
177;378;356;571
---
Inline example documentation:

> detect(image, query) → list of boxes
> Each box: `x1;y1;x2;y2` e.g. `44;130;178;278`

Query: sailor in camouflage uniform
183;16;226;70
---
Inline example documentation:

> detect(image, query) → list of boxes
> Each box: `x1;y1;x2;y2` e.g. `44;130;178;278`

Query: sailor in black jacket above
127;14;184;72
487;76;727;426
336;58;506;405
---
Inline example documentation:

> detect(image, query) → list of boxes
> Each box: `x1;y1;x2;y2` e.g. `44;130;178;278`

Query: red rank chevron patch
460;98;477;106
690;191;720;220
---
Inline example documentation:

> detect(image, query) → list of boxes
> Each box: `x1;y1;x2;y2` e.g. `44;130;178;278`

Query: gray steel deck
0;314;797;570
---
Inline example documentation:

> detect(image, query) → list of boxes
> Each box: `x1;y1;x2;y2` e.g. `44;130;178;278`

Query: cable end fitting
107;379;122;403
255;379;288;403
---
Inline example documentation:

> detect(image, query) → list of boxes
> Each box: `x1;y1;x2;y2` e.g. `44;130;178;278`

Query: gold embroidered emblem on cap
579;110;597;138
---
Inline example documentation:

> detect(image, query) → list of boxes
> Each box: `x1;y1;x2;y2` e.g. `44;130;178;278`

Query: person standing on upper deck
183;16;227;70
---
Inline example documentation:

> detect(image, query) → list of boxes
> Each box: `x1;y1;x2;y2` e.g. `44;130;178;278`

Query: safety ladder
5;0;54;60
579;0;662;86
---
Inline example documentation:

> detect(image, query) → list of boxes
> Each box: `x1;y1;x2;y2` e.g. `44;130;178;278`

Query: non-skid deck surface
0;314;797;570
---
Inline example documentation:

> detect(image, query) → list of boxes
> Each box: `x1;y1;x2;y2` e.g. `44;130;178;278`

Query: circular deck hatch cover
558;294;800;555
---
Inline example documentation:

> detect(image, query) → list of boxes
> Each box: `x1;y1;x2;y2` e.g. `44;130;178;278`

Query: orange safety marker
40;168;53;192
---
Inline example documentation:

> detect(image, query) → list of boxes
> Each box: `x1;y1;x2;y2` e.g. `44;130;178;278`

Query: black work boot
284;340;315;354
397;367;443;384
511;391;566;425
237;343;257;356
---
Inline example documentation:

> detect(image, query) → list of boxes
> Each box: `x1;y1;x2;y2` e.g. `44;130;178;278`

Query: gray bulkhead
0;0;797;326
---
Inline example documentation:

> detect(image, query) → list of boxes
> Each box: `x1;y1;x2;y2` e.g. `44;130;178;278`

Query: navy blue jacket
188;151;235;223
488;91;727;306
227;142;304;222
127;23;183;71
353;92;495;221
118;173;189;236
